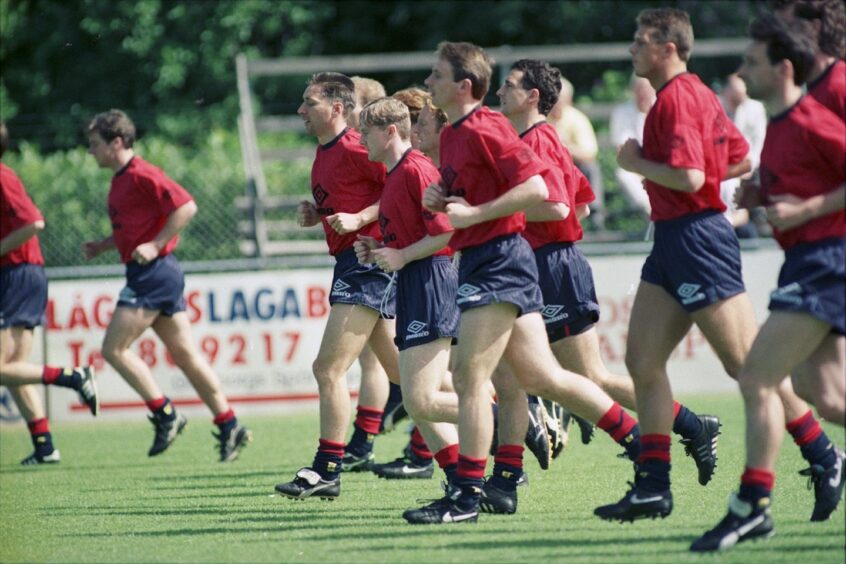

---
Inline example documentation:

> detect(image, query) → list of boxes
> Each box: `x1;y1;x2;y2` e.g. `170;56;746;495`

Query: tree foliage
2;0;767;150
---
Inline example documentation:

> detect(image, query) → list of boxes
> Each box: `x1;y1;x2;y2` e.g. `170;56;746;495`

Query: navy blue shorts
118;254;186;316
769;237;846;335
642;211;745;312
330;248;396;318
395;256;460;351
534;242;600;343
0;264;47;329
456;234;543;316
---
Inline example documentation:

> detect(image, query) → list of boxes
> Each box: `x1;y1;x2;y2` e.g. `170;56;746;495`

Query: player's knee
624;351;656;382
100;341;124;366
737;369;768;402
166;343;195;368
403;393;430;421
813;393;846;426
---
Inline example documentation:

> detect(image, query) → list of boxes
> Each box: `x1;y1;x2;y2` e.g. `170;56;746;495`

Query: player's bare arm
132;200;197;265
723;157;752;181
524;201;570;222
371;231;452;273
617;138;705;192
576;204;591;220
326;201;379;234
82;235;116;260
0;220;44;257
445;174;547;229
297;200;320;227
766;183;846;232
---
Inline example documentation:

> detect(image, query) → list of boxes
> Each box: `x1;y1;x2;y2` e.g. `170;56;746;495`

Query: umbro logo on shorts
770;282;803;305
332;279;352;298
333;279;351;292
456;284;482;304
118;286;137;304
406;320;430;339
541;304;569;324
677;283;705;305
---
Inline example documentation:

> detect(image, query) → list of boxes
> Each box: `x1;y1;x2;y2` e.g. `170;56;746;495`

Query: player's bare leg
101;306;163;400
792;335;846;425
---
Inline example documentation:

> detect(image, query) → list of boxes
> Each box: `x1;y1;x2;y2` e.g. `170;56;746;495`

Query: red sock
786;410;822;446
639;434;671;464
457;454;487;480
433;444;459;469
355;405;383;435
42;366;62;385
318;438;345;457
597;402;637;442
213;409;235;426
672;401;682;419
410;427;433;460
494;444;524;469
145;397;167;412
27;418;50;436
741;466;775;491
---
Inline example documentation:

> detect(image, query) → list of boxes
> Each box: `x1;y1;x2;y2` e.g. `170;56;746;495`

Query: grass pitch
1;393;844;563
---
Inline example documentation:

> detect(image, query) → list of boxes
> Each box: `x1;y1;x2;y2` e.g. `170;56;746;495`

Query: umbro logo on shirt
313;184;329;205
677;283;705;305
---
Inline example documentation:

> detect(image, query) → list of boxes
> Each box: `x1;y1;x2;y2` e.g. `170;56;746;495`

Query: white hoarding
0;247;782;424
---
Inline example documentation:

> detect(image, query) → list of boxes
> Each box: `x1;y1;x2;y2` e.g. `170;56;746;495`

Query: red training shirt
759;95;846;250
642;73;749;221
1;163;45;266
438;107;548;250
519;122;591;248
378;149;453;257
108;157;194;264
311;128;386;256
808;59;846;123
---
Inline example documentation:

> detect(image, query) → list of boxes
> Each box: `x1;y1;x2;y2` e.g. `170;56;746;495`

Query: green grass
1;394;844;563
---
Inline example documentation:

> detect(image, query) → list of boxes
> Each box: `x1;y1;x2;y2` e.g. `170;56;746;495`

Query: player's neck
444;99;481;123
508;109;542;134
112;149;134;172
650;61;687;91
317;121;348;145
383;140;412;172
765;83;803;116
807;54;836;84
423;149;439;167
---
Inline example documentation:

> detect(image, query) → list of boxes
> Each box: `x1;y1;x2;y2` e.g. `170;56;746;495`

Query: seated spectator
548;77;605;229
609;75;655;214
718;73;767;238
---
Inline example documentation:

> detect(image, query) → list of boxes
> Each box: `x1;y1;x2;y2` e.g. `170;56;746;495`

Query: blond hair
352;76;387;107
359;97;411;139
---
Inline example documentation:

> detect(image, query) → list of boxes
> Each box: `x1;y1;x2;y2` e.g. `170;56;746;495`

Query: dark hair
636;8;695;62
88;109;136;147
0;122;8;158
308;72;357;114
435;41;493;100
749;14;818;85
794;0;846;58
510;59;562;116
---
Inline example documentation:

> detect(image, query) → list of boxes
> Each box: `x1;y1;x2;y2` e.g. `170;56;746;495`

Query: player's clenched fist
422;183;447;212
297;200;320;227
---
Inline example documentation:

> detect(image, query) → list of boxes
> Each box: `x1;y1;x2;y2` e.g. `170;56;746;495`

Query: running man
595;8;838;523
84;109;251;462
355;96;462;486
275;73;400;500
692;15;845;551
495;58;719;496
403;42;640;525
1;122;99;465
